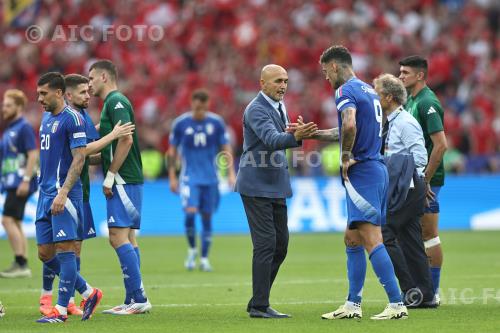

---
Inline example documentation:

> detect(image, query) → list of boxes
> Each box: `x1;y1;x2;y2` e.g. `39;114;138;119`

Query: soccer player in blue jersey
0;89;38;279
38;74;135;316
168;89;236;272
310;46;407;320
35;72;102;323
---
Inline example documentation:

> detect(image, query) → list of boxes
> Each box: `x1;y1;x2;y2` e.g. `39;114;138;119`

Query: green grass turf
0;231;499;333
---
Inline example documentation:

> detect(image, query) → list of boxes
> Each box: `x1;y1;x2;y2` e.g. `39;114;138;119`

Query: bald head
260;64;288;101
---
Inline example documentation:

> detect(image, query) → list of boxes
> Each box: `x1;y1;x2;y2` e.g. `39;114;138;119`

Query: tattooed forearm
311;128;339;142
62;147;86;193
341;107;357;161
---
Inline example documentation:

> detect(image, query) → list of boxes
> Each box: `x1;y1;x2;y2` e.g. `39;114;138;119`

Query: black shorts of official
3;189;30;220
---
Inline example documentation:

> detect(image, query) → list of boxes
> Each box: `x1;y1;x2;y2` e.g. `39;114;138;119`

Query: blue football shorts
344;160;388;229
180;182;220;214
35;193;84;245
106;184;142;229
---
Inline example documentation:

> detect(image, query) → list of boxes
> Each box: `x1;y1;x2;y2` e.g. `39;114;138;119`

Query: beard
73;102;88;110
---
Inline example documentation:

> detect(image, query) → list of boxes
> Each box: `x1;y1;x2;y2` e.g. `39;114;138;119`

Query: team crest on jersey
51;121;60;133
206;123;214;135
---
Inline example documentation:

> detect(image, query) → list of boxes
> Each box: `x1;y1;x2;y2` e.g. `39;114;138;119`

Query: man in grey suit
235;64;317;319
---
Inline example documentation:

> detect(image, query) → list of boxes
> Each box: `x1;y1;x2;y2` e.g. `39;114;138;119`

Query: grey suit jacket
235;92;300;198
384;153;419;214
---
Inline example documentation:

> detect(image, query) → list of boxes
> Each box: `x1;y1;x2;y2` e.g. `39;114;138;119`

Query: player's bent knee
108;228;130;249
55;240;76;253
424;236;441;249
344;236;361;248
1;217;13;227
38;245;55;262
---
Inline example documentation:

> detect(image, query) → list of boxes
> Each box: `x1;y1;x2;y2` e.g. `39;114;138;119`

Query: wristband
22;175;31;182
103;171;115;188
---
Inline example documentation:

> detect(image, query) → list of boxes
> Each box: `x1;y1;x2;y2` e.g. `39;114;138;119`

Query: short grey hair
373;73;407;105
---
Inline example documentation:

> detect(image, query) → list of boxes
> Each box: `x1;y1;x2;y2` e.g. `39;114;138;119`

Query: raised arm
248;106;316;149
85;120;135;156
310;128;339;142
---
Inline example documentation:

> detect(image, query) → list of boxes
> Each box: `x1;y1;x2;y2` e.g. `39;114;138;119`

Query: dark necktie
381;120;389;155
278;103;286;125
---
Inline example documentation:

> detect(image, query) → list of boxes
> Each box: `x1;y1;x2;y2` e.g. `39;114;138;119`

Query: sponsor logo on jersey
185;127;194;135
114;102;125;109
73;132;86;139
427;106;437;115
108;216;115;223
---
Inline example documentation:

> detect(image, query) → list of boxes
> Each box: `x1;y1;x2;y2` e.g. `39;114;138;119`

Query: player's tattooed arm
310;128;339;141
340;107;357;181
292;116;338;141
340;107;356;155
62;147;86;193
51;146;85;215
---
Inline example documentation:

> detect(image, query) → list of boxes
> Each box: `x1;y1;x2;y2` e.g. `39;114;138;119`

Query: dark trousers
383;175;435;301
241;195;289;310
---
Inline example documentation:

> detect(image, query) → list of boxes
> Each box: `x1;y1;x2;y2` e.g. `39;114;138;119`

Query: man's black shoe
248;307;291;318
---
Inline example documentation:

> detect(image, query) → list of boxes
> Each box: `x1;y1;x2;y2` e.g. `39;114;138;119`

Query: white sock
188;248;197;256
81;283;94;299
69;297;75;304
55;304;67;316
41;289;52;297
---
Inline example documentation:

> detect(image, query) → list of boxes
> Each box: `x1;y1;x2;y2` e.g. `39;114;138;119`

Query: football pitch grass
0;231;499;333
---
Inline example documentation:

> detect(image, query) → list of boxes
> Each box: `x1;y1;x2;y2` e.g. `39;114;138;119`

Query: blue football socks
201;214;212;258
346;246;366;304
55;252;77;308
369;244;402;303
116;243;146;304
185;213;196;249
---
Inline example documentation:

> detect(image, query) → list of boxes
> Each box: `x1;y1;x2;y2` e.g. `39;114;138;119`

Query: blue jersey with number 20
38;106;87;199
335;77;383;162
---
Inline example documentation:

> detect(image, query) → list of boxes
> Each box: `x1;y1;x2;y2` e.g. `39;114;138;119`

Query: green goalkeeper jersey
99;90;143;184
405;86;445;186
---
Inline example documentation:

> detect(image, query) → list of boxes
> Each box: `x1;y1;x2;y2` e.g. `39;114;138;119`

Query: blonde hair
4;89;28;109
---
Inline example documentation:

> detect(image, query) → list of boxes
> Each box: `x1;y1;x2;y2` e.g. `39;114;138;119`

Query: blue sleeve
335;85;357;112
20;123;37;152
217;119;229;146
246;105;299;150
169;120;181;147
83;112;100;141
66;115;87;150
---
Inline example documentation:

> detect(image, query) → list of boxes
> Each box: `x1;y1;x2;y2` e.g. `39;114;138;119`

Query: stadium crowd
1;0;499;177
